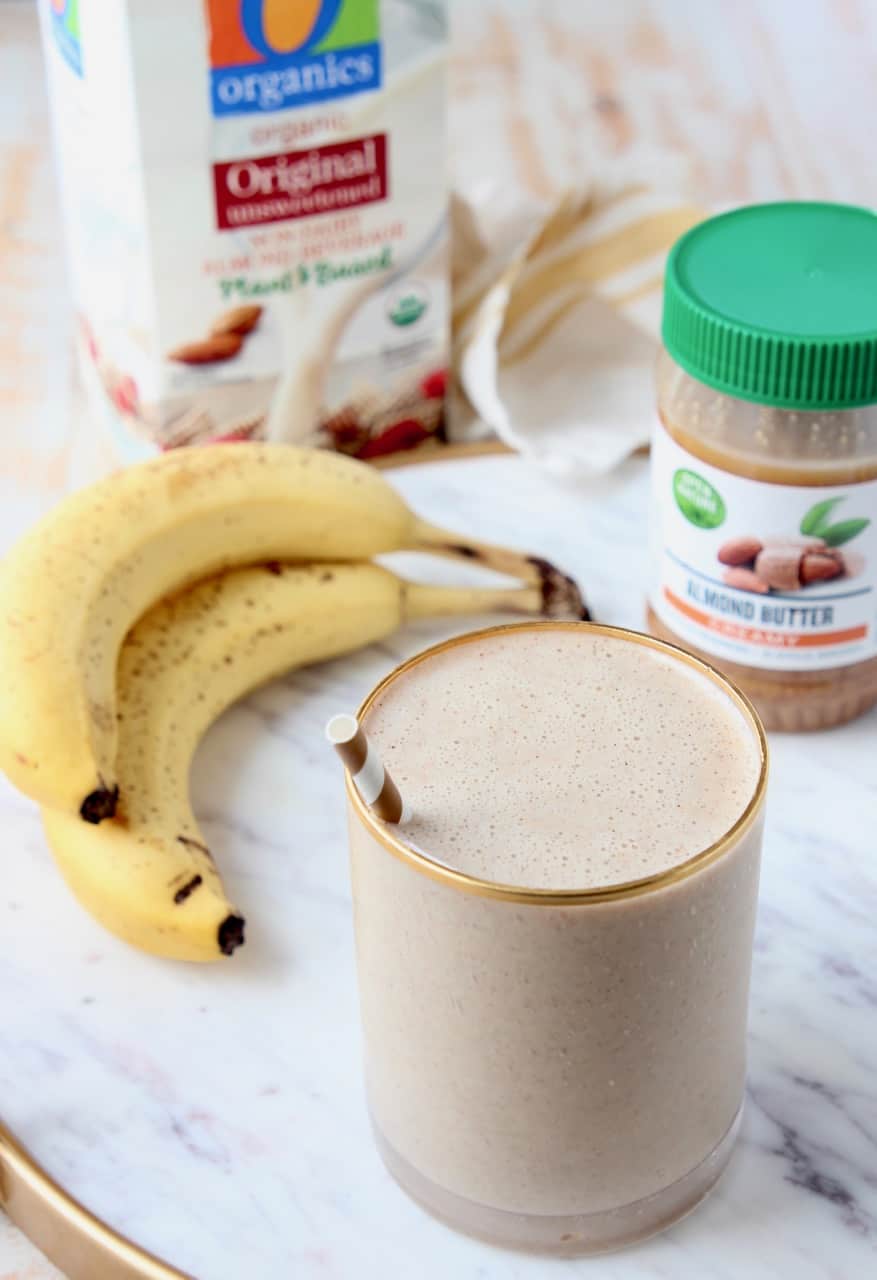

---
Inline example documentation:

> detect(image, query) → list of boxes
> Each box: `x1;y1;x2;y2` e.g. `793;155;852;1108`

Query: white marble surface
1;452;876;1279
4;0;877;1271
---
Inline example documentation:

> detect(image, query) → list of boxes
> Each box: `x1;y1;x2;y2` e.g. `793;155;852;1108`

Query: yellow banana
40;560;557;962
0;444;583;820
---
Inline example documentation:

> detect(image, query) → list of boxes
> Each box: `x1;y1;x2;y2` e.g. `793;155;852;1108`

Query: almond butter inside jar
648;202;877;731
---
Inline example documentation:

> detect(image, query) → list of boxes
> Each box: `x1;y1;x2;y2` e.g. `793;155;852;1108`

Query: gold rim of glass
347;621;769;905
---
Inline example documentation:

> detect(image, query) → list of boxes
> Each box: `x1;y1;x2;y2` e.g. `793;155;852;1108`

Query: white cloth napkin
450;181;703;477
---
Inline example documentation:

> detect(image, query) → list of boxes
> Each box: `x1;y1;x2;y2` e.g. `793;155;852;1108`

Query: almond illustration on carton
168;305;262;365
168;333;243;365
210;304;263;338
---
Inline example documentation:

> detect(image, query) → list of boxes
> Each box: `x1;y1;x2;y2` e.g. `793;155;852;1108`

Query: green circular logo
673;468;726;529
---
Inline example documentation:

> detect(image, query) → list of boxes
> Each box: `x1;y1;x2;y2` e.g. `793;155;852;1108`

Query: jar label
649;421;877;671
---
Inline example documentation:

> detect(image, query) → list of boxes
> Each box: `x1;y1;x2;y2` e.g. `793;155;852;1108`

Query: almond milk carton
39;0;448;466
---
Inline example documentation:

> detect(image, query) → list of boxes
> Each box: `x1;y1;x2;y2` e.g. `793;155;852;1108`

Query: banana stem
411;519;589;620
404;581;577;621
412;518;542;581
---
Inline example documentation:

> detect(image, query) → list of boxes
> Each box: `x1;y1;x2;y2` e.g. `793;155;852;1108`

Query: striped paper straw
326;714;409;825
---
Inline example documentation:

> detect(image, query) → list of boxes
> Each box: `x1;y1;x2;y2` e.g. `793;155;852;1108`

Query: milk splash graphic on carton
39;0;449;469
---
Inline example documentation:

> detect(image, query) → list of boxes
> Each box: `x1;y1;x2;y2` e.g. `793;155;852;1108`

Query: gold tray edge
0;1120;188;1279
370;438;513;469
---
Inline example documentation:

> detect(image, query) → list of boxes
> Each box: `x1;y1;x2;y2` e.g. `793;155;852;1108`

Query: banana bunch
0;444;585;961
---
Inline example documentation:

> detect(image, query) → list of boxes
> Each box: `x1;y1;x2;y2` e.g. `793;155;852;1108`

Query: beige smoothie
347;623;767;1253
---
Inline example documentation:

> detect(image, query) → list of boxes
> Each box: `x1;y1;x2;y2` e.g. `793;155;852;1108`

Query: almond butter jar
648;202;877;731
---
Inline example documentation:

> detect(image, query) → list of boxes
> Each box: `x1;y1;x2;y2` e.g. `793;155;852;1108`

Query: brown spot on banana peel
89;701;116;734
173;875;203;904
177;834;214;861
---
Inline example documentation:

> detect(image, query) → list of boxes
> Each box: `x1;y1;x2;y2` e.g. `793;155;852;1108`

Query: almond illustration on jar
718;536;763;566
800;549;845;584
718;533;846;593
756;539;844;591
722;567;769;593
753;545;805;591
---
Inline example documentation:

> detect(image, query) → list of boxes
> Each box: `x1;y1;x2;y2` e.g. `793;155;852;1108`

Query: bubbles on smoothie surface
364;630;761;890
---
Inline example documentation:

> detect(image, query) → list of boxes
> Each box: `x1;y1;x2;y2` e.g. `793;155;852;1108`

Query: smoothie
347;623;767;1253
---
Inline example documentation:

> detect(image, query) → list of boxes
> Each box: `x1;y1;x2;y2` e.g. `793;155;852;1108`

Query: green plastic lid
662;201;877;410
